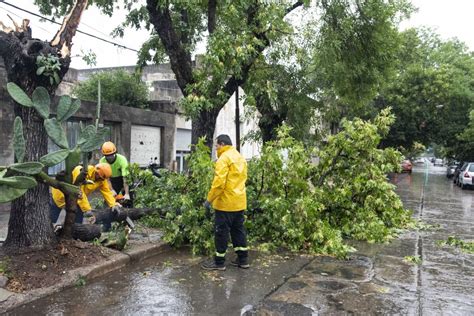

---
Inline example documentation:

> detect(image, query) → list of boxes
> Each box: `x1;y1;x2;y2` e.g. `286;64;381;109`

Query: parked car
456;162;474;189
401;160;413;173
433;158;443;166
454;162;466;185
446;163;459;178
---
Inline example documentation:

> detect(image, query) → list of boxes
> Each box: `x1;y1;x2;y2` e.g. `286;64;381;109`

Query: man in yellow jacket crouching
51;163;120;226
201;134;249;271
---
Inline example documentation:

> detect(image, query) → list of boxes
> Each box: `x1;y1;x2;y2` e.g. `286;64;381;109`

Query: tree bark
5;105;55;249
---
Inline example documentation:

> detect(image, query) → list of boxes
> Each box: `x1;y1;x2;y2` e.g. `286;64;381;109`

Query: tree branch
146;0;194;92
50;0;89;58
35;171;80;195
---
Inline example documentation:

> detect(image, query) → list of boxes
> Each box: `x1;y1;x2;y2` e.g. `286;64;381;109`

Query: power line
0;1;139;52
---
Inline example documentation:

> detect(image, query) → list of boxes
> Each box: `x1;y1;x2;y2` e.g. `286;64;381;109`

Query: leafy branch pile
134;109;412;257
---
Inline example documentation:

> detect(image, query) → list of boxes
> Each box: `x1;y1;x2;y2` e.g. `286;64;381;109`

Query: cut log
72;224;101;241
93;207;161;224
68;208;161;242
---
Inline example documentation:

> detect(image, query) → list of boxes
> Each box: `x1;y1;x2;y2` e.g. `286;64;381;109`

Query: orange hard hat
101;141;117;155
95;163;112;179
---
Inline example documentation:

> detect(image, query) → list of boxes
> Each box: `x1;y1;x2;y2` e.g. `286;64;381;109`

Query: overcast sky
0;0;473;69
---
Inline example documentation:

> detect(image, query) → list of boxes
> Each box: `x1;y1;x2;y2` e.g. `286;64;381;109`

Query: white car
434;159;443;166
457;162;474;189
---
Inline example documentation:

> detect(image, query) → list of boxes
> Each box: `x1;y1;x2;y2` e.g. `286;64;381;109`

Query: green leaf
79;128;108;152
40;149;70;167
53;72;60;84
44;118;69;149
9;162;44;175
32;87;50;119
7;82;33;107
0;185;27;203
36;66;45;76
0;170;6;178
57;96;80;122
0;176;37;189
13;117;25;163
77;125;96;146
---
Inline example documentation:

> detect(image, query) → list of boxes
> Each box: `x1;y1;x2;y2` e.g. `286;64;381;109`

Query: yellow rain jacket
52;165;116;212
207;145;247;211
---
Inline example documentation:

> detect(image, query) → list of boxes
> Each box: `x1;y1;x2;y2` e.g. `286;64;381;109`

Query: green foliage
132;139;215;255
0;176;37;189
31;87;51;119
36;53;61;85
134;111;411;257
0;258;11;277
75;275;87;287
9;162;44;175
437;236;474;254
40;149;71;167
2;83;104;209
374;29;474;158
404;255;422;265
72;70;149;109
13;117;25;163
56;96;80;122
6;83;33;107
44;118;69;149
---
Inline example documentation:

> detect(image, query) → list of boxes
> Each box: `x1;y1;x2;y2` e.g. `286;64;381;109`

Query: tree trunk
1;0;87;249
191;107;222;149
4;105;55;250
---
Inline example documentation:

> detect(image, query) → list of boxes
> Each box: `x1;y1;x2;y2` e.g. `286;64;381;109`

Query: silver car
446;163;458;178
457;162;474;189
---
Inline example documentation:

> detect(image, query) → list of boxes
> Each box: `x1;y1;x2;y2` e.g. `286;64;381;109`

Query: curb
0;240;169;313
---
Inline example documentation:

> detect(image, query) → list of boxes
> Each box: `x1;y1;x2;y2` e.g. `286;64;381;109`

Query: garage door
130;125;161;167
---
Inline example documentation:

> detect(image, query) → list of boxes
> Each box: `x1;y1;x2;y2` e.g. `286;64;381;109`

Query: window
176;150;190;173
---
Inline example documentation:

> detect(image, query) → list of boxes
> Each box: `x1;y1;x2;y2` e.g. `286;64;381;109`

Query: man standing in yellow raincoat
201;134;249;271
51;163;120;225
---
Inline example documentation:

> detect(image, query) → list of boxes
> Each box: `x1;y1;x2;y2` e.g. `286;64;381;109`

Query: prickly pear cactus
1;83;107;204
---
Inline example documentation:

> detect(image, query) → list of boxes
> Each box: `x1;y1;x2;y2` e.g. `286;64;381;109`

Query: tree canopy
373;29;474;158
33;0;413;147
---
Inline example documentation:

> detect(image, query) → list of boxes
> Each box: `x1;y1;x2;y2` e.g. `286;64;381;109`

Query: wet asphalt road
8;161;474;315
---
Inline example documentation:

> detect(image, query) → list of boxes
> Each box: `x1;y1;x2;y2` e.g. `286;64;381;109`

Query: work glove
84;211;96;224
123;193;130;200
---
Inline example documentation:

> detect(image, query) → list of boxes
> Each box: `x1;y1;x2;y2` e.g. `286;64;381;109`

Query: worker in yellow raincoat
201;134;249;271
51;163;120;225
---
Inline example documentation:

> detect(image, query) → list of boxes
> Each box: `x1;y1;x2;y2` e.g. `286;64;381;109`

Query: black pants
110;176;124;194
214;210;248;265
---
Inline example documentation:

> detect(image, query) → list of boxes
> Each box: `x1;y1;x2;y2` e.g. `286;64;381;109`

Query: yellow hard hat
101;141;117;155
95;163;112;179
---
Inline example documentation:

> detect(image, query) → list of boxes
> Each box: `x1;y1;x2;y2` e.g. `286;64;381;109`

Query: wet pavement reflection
8;161;474;315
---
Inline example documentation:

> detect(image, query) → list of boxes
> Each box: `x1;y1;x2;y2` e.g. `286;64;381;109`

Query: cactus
3;81;106;239
44;118;69;149
57;96;80;122
13;117;25;163
6;83;33;107
9;162;44;175
0;176;37;189
31;86;51;119
3;81;109;240
40;149;70;167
